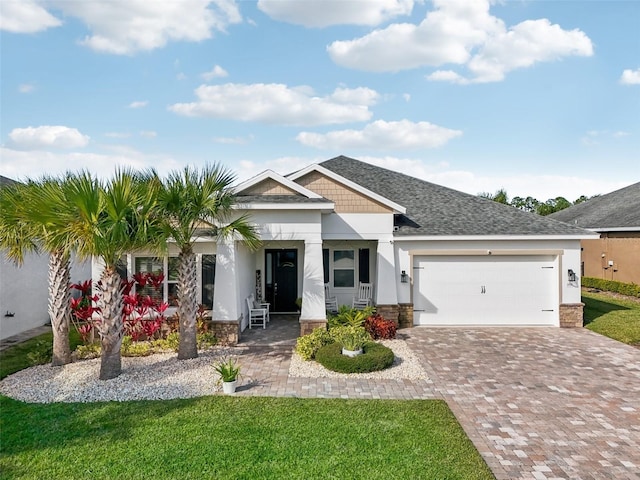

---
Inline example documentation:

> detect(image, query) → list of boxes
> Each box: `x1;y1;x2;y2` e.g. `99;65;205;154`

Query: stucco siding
581;235;640;284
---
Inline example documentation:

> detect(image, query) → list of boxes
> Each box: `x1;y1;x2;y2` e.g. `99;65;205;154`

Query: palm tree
0;177;77;366
68;170;163;379
157;164;259;360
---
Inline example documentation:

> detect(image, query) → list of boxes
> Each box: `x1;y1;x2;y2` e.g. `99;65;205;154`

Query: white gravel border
289;339;428;380
0;348;237;404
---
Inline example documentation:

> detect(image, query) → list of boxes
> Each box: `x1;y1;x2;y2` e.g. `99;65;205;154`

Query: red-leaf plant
364;314;397;340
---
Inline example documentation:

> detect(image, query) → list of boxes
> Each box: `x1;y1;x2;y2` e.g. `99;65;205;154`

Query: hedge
582;277;640;297
315;342;394;374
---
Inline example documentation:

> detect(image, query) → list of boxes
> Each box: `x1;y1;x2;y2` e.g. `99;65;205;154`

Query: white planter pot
222;380;238;394
341;347;363;357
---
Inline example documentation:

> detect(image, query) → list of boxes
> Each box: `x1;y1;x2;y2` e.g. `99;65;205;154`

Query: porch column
375;238;399;323
300;237;327;335
211;238;241;344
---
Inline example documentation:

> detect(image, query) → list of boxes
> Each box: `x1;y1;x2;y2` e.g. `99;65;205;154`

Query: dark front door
265;249;298;312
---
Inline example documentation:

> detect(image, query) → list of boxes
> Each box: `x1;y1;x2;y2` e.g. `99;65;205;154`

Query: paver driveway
406;327;640;480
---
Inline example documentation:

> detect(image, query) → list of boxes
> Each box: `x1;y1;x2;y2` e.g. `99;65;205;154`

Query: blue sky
1;0;638;201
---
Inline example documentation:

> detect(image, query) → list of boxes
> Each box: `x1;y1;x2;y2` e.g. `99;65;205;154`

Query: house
0;176;91;341
100;156;597;344
549;181;640;284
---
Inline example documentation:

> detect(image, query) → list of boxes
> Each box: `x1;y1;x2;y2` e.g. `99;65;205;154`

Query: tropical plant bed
0;396;494;480
289;339;427;380
316;342;394;373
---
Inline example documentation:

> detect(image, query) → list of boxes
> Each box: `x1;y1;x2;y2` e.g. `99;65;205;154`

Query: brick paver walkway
406;328;640;480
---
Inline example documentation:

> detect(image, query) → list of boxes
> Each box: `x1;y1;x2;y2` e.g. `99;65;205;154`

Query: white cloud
297;119;462;150
128;100;148;109
139;130;157;138
257;0;415;28
8;126;90;150
169;83;378;126
620;68;640;85
402;93;411;102
0;146;182;181
45;0;242;55
328;0;593;82
0;0;61;33
202;65;228;80
177;73;187;80
18;83;35;93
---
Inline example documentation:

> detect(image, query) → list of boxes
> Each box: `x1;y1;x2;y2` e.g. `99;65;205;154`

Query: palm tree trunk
96;266;124;380
48;249;71;366
177;246;198;359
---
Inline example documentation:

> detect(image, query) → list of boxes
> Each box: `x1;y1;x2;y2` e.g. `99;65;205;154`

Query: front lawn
0;396;493;480
0;333;494;480
583;291;640;346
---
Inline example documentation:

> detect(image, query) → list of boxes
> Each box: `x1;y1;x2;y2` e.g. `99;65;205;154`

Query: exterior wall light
568;269;577;282
400;270;409;283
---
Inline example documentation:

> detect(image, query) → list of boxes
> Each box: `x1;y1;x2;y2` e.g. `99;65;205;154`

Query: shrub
121;337;152;357
315;342;394;374
365;314;397;340
328;325;371;351
75;342;101;359
213;357;241;383
582;277;640;297
328;305;375;328
197;332;217;350
295;327;333;360
26;340;52;366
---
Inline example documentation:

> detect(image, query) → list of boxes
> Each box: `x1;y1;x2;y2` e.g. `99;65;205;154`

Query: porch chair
352;282;373;309
246;294;268;329
324;283;338;314
250;293;270;322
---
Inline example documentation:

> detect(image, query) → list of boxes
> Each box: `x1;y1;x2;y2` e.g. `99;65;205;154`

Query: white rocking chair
352;282;373;309
324;283;338;314
246;294;267;329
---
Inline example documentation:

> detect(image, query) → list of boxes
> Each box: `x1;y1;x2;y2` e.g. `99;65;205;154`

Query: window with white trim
333;250;355;288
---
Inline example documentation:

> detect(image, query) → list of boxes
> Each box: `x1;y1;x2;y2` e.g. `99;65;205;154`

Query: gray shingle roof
0;176;19;188
319;156;593;237
548;181;640;230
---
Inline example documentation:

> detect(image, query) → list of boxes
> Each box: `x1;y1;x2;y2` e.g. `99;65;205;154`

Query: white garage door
413;255;558;326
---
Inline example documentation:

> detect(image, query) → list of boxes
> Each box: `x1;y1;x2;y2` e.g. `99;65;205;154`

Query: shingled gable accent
287;164;405;215
234;169;322;199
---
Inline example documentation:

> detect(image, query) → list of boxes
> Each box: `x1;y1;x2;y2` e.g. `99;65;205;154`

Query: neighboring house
549;181;640;285
95;156;597;344
0;175;91;341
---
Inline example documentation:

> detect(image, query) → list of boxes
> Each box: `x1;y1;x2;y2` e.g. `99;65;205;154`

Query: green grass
583;291;640;346
0;396;493;480
0;333;494;480
0;330;82;380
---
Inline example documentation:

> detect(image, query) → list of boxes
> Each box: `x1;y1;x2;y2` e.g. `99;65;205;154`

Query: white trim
408;249;564;256
233;202;335;211
393;234;599;241
287;164;406;214
234;169;322;198
587;226;640;233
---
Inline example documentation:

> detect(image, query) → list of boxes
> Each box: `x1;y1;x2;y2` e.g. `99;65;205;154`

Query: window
201;255;216;308
133;254;216;308
333;250;355;288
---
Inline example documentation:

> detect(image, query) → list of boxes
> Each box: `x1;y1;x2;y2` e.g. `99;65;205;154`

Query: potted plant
336;326;370;357
213;357;241;394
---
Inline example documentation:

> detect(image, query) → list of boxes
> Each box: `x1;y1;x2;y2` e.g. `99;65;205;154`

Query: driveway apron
406;327;640;480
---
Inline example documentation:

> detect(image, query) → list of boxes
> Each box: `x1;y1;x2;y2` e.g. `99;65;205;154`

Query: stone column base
299;319;327;336
211;320;240;345
559;303;584;328
375;304;399;325
398;303;414;329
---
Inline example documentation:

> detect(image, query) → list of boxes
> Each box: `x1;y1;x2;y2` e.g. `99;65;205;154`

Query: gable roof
548;181;640;231
0;176;19;188
287;164;406;214
320;156;595;237
234;169;323;198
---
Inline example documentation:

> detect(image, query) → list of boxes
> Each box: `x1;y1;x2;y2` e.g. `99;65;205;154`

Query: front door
265;249;298;312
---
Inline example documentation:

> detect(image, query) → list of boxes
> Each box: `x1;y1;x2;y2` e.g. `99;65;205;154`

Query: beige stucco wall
296;171;392;213
581;233;640;284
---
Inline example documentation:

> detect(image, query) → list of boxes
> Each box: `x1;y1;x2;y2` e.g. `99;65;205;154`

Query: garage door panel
414;255;558;326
